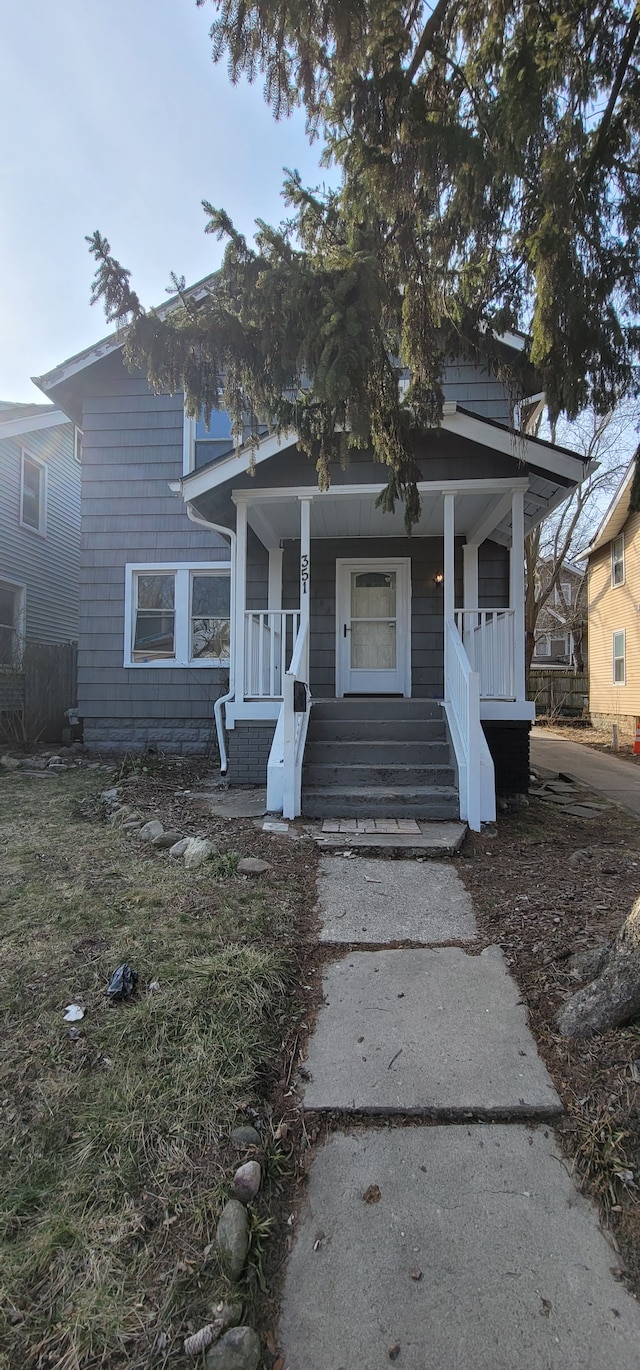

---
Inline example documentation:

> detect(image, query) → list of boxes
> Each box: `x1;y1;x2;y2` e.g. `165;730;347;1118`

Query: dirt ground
460;794;640;1296
3;752;640;1367
536;717;640;764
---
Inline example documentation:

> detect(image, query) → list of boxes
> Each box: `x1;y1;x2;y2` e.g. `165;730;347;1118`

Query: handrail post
283;670;295;818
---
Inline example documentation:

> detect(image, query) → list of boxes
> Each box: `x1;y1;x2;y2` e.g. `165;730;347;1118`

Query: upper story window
554;581;572;607
612;534;625;587
183;407;235;474
125;563;231;667
20;451;46;535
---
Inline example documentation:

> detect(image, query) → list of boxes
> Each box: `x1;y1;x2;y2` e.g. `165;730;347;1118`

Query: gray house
35;303;589;828
0;402;80;734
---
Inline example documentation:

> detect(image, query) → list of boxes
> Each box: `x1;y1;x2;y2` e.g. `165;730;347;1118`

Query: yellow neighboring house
584;460;640;737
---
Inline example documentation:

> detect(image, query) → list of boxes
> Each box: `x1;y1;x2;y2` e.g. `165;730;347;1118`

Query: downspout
185;502;236;774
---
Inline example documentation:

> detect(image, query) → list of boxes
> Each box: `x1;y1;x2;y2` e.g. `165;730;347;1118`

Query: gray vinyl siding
77;353;230;753
0;420;79;643
281;538;510;698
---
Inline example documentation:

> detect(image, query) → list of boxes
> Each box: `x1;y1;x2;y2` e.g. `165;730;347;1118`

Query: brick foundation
226;722;277;785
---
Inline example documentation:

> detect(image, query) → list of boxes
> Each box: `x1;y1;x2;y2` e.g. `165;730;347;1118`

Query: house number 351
300;554;309;594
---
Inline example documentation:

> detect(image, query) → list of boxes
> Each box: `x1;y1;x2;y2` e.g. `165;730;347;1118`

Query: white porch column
443;493;456;624
462;542;479;658
299;497;312;677
510;488;526;701
234;499;248;702
268;547;283;611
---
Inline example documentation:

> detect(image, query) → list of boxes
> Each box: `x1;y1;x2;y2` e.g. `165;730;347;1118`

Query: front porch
219;480;534;830
173;408;589;829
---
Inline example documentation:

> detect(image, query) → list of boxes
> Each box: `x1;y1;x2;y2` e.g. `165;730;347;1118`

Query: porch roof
175;405;590;549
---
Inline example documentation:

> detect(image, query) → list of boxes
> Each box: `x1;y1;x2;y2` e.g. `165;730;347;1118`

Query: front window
133;574;176;662
126;564;230;666
534;633;551;657
612;535;625;587
190;573;231;659
613;630;625;684
20;452;46;534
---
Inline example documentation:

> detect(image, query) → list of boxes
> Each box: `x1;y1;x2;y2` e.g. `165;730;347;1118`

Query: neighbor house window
613;630;626;684
612;535;625;587
554;581;572;606
20;451;46;534
534;633;551;657
0;580;25;666
125;564;231;667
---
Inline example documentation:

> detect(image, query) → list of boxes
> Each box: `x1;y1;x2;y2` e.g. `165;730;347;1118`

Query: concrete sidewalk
279;856;640;1369
530;728;640;819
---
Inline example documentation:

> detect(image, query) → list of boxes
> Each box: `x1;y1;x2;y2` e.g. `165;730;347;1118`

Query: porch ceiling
236;481;551;548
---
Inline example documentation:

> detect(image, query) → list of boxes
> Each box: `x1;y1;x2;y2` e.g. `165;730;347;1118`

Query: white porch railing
244;610;300;698
444;618;496;831
455;608;515;699
266;619;311;818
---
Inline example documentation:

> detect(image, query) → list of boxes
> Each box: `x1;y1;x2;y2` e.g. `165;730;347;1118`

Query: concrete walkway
531;728;640;819
279;856;640;1369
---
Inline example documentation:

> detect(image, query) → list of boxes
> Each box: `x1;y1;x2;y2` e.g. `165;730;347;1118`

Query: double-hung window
613;630;626;684
125;564;231;666
20;451;46;534
183;407;236;474
612;535;625;587
0;580;25;666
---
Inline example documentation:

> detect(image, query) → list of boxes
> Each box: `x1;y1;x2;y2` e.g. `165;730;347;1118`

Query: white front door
336;559;411;696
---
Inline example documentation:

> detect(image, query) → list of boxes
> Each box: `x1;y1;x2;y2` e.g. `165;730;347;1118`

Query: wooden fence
527;671;589;718
0;641;78;744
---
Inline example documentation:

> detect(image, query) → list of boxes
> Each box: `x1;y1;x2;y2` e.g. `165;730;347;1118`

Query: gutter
182;498;236;775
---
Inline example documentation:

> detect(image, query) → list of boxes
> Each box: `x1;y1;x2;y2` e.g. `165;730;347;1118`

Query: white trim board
0;409;69;439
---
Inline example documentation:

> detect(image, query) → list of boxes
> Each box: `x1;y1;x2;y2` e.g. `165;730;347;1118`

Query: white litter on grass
64;1004;85;1022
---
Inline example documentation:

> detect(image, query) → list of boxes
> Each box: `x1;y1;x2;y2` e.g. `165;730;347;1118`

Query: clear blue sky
1;0;331;403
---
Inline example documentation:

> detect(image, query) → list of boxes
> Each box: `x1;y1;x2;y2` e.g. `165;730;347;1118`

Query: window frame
19;449;47;536
124;562;231;668
0;577;26;668
611;534;625;587
613;629;626;685
534;633;551;657
183;407;237;475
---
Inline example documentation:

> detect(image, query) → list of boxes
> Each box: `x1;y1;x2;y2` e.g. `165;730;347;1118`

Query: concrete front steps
301;698;459;819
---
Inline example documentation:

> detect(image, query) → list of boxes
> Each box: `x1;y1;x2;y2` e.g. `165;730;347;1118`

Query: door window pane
351;620;396;671
351;571;396;619
190;574;230;660
133;574;175;660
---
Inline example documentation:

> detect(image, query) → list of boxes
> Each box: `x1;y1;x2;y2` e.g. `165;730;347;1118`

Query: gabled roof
33;269;532;411
582;460;635;558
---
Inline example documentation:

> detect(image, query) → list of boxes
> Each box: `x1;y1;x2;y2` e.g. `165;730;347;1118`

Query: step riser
303;764;456;786
308;720;446;742
303;795;460;819
304;741;451;766
311;699;443;721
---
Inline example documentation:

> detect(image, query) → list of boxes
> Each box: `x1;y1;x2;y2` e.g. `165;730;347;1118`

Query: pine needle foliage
88;1;640;527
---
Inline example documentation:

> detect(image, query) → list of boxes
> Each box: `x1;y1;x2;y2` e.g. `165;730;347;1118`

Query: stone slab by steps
301;946;561;1117
316;857;476;944
279;1124;640;1370
187;786;268;818
312;820;467;857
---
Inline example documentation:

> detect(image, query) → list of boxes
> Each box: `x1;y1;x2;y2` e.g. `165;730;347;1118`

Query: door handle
343;623;350;637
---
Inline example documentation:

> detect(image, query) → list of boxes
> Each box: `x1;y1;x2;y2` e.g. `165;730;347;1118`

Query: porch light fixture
433;572;444;585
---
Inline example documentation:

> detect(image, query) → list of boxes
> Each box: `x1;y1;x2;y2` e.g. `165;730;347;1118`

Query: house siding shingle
77;354;229;753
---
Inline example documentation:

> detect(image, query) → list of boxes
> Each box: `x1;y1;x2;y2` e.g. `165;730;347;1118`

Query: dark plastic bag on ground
106;963;138;1001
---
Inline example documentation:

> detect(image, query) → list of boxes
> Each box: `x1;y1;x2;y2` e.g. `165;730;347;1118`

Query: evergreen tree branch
405;0;455;83
582;8;640;189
